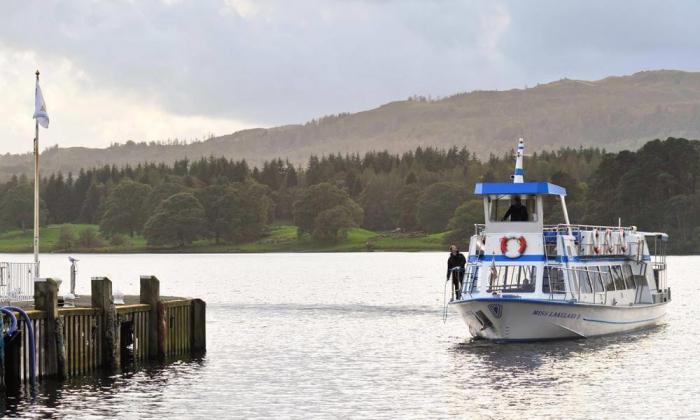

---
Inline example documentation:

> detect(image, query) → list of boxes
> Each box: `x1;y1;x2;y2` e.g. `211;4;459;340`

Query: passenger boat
449;139;671;341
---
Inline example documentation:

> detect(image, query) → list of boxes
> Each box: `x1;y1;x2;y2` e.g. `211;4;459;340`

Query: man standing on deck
447;245;466;300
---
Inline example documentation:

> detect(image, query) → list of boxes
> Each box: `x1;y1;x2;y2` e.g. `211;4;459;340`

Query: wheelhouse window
611;266;626;290
488;265;536;293
488;195;538;222
542;266;565;294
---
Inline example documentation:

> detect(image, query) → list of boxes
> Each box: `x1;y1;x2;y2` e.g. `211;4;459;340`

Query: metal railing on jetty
0;276;206;388
0;262;37;303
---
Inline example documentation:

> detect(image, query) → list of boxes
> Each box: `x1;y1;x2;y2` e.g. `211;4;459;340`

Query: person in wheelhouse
501;196;529;221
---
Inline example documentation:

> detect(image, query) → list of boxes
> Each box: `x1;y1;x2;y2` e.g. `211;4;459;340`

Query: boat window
611;266;626;290
622;265;635;289
569;269;592;295
542;266;565;294
578;270;593;293
600;266;615;291
634;274;648;288
587;267;605;293
488;265;536;293
488;195;538;222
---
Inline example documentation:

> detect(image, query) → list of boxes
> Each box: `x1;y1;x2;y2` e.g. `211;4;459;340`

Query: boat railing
475;223;637;236
543;223;637;233
544;265;613;305
457;265;480;298
0;261;37;303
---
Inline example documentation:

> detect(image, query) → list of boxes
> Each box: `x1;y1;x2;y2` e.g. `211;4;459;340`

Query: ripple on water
0;253;697;419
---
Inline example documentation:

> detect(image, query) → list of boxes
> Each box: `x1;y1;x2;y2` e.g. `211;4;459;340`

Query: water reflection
2;356;206;417
0;253;695;418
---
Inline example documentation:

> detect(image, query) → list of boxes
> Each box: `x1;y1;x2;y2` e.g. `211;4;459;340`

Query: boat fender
619;228;627;253
592;229;600;255
500;236;527;258
476;236;486;255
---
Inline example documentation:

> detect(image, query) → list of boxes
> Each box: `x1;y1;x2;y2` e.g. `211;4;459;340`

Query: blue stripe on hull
582;313;666;324
451;296;667;310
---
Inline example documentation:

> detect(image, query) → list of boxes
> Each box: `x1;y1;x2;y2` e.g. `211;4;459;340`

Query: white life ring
500;236;527;258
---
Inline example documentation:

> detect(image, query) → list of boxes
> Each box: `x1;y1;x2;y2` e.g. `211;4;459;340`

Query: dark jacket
447;252;467;277
502;204;529;221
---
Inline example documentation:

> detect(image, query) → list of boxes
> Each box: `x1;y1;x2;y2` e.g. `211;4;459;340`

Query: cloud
0;47;250;154
0;0;699;153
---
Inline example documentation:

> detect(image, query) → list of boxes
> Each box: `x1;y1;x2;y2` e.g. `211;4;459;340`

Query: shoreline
0;223;449;254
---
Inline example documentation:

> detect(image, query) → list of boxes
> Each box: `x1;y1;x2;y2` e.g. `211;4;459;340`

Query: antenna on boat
512;138;524;183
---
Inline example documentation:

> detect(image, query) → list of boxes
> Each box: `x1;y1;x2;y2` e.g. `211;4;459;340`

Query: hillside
3;69;700;178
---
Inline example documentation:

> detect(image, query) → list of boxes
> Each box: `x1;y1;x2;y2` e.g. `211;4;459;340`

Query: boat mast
513;138;524;183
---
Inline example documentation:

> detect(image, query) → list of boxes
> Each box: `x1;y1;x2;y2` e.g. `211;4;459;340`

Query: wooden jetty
0;276;205;389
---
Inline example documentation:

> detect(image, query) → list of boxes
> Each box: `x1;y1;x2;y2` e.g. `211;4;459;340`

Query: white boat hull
450;297;668;341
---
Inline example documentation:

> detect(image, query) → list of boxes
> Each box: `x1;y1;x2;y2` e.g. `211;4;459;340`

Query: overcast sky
1;0;699;154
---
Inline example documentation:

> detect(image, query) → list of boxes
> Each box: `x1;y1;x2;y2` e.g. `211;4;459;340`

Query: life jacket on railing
592;228;601;255
604;229;614;254
619;228;627;253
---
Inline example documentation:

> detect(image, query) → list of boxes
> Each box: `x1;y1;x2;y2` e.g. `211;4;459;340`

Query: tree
311;204;359;243
145;182;186;214
212;182;272;243
359;176;401;231
56;225;77;251
143;193;206;246
292;183;362;237
0;182;48;231
312;203;363;243
194;184;227;242
99;180;152;237
444;200;483;246
78;227;104;249
109;233;130;247
78;181;106;224
396;184;420;231
416;182;467;233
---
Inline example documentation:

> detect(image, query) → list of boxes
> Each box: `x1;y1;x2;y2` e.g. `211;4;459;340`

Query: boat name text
532;310;581;320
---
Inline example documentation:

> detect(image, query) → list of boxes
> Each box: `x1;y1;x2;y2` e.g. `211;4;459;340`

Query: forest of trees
0;137;697;252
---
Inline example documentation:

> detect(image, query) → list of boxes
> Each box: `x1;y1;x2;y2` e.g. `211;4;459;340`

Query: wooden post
92;277;119;370
191;299;206;353
34;278;62;377
139;275;160;360
55;316;67;379
157;302;166;359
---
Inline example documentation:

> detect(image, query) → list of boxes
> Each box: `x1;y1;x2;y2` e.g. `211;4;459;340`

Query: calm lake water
0;253;698;419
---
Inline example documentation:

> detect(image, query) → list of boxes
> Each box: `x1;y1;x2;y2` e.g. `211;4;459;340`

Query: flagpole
34;70;40;279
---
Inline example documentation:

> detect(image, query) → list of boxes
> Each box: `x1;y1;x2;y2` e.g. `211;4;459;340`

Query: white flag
33;80;49;129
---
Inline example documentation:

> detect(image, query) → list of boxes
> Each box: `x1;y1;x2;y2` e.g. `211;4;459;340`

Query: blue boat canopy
474;182;567;196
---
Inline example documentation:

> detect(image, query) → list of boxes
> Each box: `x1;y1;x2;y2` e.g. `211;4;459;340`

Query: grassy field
0;224;447;253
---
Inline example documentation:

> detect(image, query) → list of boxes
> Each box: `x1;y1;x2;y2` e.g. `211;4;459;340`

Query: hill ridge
2;69;700;179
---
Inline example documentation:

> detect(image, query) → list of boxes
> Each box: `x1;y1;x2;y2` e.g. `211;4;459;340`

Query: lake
1;253;698;418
